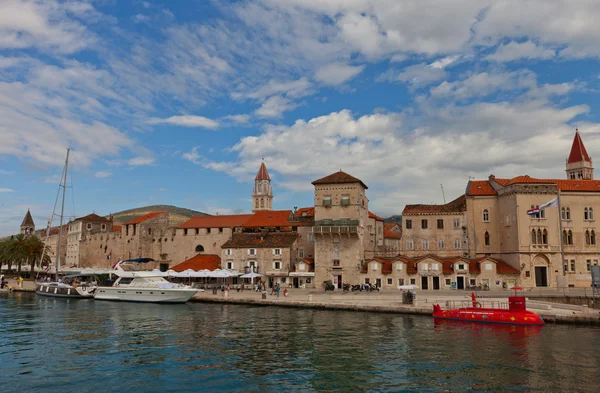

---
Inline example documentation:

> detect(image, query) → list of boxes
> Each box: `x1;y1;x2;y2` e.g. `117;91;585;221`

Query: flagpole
556;189;566;277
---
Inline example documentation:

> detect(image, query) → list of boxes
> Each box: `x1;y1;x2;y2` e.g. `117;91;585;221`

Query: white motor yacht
94;260;198;303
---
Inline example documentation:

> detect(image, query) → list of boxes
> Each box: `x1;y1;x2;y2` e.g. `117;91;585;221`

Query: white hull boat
94;286;198;303
36;280;97;299
94;261;199;303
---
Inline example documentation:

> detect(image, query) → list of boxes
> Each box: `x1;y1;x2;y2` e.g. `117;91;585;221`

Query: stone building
78;225;122;269
464;131;600;288
66;213;114;267
221;232;299;288
312;171;371;289
361;255;519;291
401;195;468;258
37;224;68;268
252;160;273;212
21;209;35;235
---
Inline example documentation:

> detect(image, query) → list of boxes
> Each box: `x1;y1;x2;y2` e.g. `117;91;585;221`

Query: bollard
308;294;313;302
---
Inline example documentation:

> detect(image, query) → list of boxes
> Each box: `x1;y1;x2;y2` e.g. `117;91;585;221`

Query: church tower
20;209;35;236
566;129;594;180
252;160;273;212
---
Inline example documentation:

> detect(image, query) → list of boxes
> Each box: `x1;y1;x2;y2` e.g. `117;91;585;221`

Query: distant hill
108;205;209;227
384;215;402;224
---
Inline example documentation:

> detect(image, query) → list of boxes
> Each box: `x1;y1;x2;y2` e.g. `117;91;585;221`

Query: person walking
275;282;281;298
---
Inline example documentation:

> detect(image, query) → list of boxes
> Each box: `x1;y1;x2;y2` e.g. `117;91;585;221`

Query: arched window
484;231;490;246
536;229;542;245
255;199;259;208
531;230;537;244
567;230;573;245
260;198;264;208
562;230;567;245
585;230;591;245
585;208;589;220
542;229;548;245
590;208;594;220
483;209;489;222
258;183;262;192
195;244;204;253
592;230;596;245
566;207;571;220
561;207;566;220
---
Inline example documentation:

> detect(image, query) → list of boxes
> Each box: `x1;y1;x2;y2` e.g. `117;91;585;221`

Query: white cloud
147;115;219;129
0;188;14;193
315;62;365;86
128;157;155;166
94;171;111;178
255;95;297;118
486;41;556;62
44;174;62;184
223;114;251;124
0;170;14;175
0;0;96;54
182;147;202;165
392;63;447;87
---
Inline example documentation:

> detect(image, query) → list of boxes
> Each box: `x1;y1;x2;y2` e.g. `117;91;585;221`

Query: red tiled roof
368;211;384;221
178;214;253;229
112;225;122;233
312;170;368;189
243;210;296;227
384;223;398;231
302;258;314;265
384;230;401;239
123;211;166;225
75;213;111;223
472;176;600;194
567;131;591;164
170;254;221;272
495;260;520;274
222;233;299;248
295;207;315;218
466;181;497;196
255;162;271;180
403;195;466;214
505;175;555;186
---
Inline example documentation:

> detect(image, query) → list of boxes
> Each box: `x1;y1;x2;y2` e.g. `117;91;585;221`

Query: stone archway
532;254;550;287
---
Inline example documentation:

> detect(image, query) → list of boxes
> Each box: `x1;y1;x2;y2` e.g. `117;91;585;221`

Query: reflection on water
1;292;600;392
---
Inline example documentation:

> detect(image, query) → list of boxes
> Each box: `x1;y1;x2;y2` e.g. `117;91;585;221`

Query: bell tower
20;209;35;236
252;160;273;212
566;129;593;180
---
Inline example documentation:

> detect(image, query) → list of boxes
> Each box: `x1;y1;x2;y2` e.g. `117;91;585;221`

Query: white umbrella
240;272;263;278
240;271;262;290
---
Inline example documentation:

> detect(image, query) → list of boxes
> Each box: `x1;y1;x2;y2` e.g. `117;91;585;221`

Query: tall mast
56;148;70;280
39;163;65;278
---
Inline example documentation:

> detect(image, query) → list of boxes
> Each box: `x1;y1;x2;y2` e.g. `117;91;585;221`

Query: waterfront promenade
5;278;600;324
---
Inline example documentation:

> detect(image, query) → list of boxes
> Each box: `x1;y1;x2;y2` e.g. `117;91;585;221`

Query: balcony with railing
313;219;360;235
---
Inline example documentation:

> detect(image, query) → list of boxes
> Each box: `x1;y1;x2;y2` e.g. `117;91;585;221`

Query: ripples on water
1;293;600;393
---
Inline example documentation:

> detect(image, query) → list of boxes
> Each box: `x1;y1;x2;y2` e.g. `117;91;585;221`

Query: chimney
488;174;495;181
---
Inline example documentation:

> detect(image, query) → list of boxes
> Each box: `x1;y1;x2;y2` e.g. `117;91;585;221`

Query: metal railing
314;219;359;227
444;299;509;310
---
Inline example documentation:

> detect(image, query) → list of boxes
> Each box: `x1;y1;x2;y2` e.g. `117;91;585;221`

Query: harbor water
1;292;600;393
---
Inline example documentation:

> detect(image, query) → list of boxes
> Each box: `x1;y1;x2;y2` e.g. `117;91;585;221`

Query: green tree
0;235;51;277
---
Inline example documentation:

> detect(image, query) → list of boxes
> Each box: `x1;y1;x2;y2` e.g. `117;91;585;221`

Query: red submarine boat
432;288;545;326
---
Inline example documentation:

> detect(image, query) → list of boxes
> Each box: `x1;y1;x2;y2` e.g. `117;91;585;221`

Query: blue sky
2;0;600;236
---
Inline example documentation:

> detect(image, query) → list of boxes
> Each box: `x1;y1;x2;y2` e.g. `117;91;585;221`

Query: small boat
94;258;199;303
432;290;544;326
36;274;99;299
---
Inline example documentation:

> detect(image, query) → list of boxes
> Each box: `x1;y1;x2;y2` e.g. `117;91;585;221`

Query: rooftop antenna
440;184;446;204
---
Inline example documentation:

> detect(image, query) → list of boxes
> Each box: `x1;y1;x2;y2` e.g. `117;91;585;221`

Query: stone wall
79;231;123;268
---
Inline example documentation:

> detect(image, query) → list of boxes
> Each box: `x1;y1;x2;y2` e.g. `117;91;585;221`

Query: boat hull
94;287;198;303
433;306;545;326
35;283;96;299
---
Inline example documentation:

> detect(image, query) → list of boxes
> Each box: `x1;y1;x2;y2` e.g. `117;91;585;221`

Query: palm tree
27;236;52;277
10;234;29;275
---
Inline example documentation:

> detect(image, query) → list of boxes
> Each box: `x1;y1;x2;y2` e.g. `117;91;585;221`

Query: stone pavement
191;287;600;325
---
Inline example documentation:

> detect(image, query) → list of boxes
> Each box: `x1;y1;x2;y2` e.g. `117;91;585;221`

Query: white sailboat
35;149;99;299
